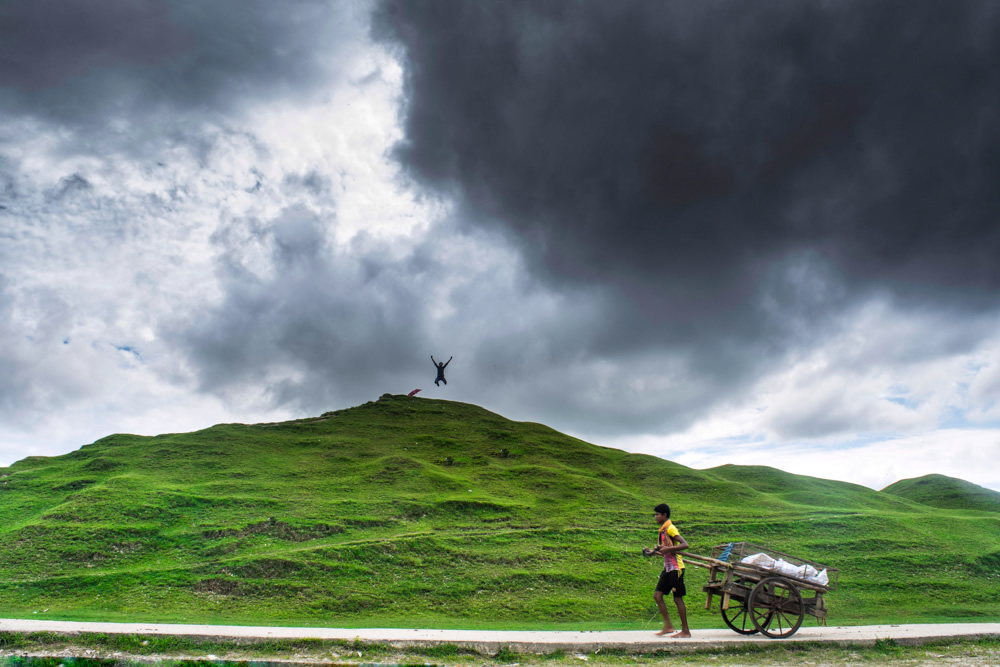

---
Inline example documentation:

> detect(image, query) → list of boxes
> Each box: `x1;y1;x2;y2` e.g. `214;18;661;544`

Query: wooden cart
683;542;838;638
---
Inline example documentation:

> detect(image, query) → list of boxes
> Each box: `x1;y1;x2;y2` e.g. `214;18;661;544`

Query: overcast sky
2;0;999;492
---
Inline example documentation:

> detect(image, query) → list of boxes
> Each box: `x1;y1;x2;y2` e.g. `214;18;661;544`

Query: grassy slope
882;473;1000;513
0;394;997;629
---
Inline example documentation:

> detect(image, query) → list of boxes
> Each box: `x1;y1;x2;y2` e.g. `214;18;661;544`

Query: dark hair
654;503;670;517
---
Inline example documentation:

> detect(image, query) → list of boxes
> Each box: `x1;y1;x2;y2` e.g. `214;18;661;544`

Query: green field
1;394;998;629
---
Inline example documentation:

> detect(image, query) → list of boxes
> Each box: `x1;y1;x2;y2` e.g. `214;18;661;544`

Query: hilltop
0;394;998;629
883;473;1000;513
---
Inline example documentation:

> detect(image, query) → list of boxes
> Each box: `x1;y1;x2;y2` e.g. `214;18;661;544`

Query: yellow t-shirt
659;520;685;572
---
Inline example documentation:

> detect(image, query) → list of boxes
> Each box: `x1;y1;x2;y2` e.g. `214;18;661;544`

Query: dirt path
1;620;998;666
2;618;998;652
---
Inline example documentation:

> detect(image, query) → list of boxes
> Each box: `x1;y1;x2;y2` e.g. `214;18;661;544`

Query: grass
883;473;1000;513
0;632;998;666
0;393;998;629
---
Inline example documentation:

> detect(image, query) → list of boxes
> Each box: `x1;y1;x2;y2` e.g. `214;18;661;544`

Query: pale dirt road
1;618;998;654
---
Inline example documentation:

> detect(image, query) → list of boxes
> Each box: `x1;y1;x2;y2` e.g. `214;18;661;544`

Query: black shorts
655;568;686;597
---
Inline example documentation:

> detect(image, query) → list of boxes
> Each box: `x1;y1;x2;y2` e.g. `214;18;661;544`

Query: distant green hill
882;473;1000;512
706;464;912;510
1;394;998;629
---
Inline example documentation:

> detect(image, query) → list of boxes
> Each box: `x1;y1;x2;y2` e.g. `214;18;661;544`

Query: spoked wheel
748;577;804;638
720;595;758;635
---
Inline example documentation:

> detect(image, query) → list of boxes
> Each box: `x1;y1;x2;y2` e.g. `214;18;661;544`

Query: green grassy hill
882;473;1000;513
0;394;998;629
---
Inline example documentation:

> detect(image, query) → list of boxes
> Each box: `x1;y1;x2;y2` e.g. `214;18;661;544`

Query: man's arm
657;531;688;554
443;356;452;368
649;532;672;556
431;355;436;364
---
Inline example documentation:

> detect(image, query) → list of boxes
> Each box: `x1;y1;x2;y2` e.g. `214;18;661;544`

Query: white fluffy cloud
602;307;1000;491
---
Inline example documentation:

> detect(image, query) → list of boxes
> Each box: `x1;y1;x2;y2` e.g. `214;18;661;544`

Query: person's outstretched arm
443;356;452;368
431;355;436;365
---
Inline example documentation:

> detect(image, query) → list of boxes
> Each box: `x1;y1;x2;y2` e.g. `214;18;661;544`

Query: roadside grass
1;394;998;629
0;633;998;666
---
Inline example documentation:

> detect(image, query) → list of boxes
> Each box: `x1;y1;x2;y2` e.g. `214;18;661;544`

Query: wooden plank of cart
683;542;839;638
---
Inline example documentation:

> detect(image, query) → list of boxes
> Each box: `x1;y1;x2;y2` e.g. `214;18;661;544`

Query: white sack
740;553;776;569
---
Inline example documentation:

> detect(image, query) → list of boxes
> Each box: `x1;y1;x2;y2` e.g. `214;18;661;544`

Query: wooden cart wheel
748;577;804;638
720;596;759;635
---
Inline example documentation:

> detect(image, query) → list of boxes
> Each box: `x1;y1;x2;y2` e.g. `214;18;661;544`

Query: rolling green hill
882;473;1000;513
0;394;998;629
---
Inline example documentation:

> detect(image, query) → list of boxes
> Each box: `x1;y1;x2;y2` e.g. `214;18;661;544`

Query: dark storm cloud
373;0;1000;336
0;1;187;89
0;0;359;139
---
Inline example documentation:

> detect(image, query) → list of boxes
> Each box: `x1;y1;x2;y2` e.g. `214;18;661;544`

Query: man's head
654;503;670;522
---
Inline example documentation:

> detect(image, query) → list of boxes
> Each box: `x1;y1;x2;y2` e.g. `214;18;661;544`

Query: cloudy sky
2;0;999;492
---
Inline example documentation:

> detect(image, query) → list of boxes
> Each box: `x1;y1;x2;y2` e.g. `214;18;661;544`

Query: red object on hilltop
408;389;421;396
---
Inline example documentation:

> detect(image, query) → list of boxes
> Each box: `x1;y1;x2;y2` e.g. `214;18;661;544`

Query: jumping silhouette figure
431;355;452;386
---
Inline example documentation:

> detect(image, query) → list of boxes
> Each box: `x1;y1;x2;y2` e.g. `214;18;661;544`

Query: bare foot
655;627;675;636
671;630;691;638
